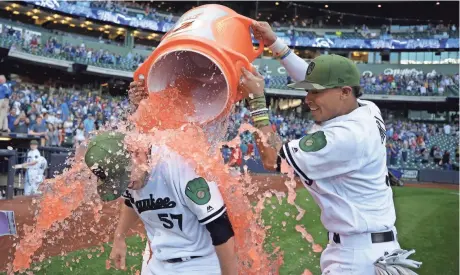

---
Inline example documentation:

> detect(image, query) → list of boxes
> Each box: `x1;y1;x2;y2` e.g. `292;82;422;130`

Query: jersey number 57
158;213;183;231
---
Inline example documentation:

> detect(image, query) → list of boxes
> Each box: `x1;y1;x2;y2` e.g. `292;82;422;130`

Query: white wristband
269;38;289;56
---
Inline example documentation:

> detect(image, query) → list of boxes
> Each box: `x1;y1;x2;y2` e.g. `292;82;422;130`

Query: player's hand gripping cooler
133;4;264;129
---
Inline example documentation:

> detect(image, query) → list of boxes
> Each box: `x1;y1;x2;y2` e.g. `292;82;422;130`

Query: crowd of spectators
360;72;459;96
0;75;128;148
261;68;459;96
384;119;459;171
1;73;458;171
1;27;146;71
86;0;457;37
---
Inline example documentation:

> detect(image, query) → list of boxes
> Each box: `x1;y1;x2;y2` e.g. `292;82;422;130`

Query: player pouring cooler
237;21;423;275
84;132;237;275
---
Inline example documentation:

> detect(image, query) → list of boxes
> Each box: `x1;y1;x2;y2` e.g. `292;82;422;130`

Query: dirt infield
0;174;457;271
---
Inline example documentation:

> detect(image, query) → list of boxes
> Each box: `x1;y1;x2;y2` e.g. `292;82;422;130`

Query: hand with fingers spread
110;238;127;270
251;21;277;46
128;79;148;108
238;67;266;100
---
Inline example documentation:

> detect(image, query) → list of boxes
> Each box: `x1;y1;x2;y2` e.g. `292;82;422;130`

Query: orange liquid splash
11;80;317;274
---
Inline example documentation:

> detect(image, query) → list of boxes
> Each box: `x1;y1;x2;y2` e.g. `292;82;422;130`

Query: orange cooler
134;4;264;125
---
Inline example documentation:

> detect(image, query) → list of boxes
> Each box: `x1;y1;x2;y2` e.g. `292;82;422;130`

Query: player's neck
340;100;360;117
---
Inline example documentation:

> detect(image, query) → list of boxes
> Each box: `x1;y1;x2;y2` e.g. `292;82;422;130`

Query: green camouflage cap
84;132;130;202
288;54;361;90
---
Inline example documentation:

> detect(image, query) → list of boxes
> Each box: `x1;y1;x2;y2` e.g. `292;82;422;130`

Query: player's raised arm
239;68;282;171
181;174;237;275
252;21;309;82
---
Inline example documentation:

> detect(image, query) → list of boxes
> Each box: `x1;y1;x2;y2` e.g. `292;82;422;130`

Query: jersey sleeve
179;164;226;225
282;122;365;181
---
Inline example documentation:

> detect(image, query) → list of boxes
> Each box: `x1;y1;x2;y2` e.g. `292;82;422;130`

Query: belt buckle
182;256;191;262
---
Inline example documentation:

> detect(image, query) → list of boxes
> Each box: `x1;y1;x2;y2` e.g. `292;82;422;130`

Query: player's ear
340;86;352;99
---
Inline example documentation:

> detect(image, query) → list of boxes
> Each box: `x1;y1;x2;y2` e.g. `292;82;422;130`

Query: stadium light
436;1;440;5
378;4;382;8
275;2;279;5
325;4;329;8
13;11;20;15
32;9;40;13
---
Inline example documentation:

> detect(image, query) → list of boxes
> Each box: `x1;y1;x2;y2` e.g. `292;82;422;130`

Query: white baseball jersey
26;149;41;169
122;145;226;261
282;99;396;235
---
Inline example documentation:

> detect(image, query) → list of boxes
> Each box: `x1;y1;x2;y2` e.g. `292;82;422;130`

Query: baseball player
14;140;47;195
84;132;237;275
236;21;422;275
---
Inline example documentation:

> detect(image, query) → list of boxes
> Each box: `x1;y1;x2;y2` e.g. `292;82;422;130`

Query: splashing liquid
127;90;283;274
12;79;319;274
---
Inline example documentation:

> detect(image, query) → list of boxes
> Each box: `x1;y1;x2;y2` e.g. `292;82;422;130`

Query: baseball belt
166;256;202;263
329;230;395;244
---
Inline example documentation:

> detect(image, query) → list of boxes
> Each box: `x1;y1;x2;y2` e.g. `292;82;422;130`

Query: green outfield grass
10;187;460;275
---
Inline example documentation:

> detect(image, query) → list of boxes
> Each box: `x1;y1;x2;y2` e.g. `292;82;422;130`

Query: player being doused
84;132;237;275
13;140;48;196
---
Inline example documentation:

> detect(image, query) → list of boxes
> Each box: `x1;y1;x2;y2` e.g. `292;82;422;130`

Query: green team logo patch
185;177;211;205
299;131;327;152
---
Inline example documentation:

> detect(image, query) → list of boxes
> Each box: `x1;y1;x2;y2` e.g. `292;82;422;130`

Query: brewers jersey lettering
122;145;226;262
282;99;396;235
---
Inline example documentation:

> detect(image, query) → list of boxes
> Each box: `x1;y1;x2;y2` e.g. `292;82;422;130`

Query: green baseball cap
85;132;131;202
288;54;361;90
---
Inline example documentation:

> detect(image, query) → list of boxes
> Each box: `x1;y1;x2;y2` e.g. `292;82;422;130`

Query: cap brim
97;172;130;202
287;81;326;90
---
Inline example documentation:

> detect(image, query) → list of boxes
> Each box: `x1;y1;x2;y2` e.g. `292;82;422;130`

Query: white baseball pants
321;227;401;275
